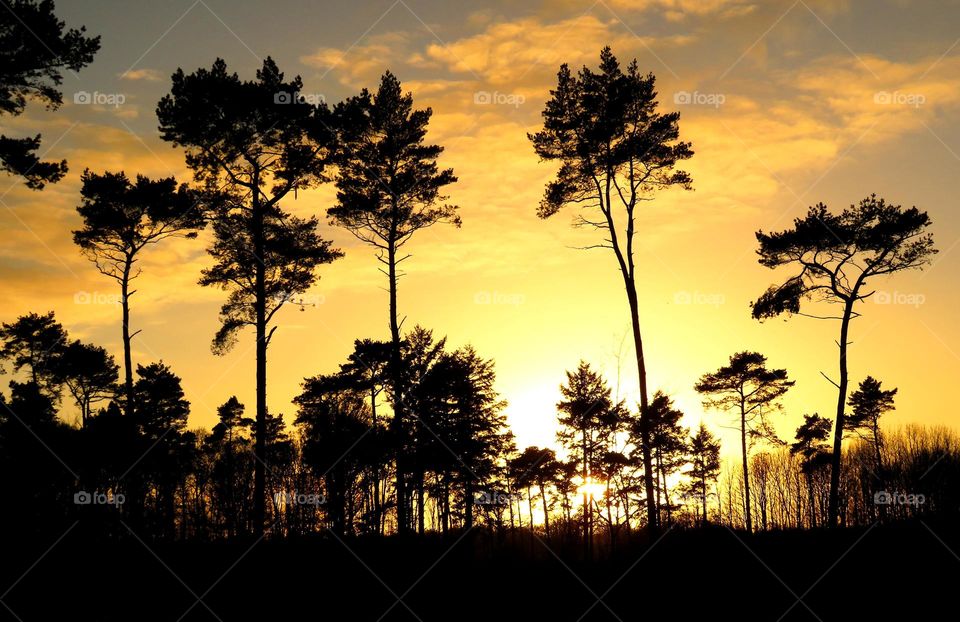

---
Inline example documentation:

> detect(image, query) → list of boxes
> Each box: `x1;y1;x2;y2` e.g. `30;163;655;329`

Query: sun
575;476;606;499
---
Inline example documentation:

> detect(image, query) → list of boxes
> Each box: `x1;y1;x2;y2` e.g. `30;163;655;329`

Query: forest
0;1;958;620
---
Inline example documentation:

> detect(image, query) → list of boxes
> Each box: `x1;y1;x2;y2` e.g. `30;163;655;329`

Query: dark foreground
1;521;957;621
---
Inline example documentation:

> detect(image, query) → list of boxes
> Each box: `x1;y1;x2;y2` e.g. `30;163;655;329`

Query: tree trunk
121;256;134;417
464;477;474;530
827;299;854;527
442;475;450;534
740;407;752;533
527;486;535;532
252;177;267;537
582;426;590;557
624;280;658;532
386;235;407;535
701;473;708;525
416;469;425;535
540;483;550;537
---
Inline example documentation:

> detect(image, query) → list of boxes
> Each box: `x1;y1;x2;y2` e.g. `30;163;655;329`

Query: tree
509;446;559;535
636;391;688;525
752;195;935;527
790;414;833;527
695;351;793;532
130;362;192;538
204;396;253;537
295;374;373;536
415;345;510;531
556;361;625;548
847;376;897;473
54;339;118;426
335;339;393;533
73;170;205;415
158;57;342;534
687;423;721;525
0;0;99;188
0;311;67;398
530;47;693;530
329;71;460;534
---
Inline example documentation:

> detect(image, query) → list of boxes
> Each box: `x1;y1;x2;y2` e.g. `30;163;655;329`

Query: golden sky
2;0;959;455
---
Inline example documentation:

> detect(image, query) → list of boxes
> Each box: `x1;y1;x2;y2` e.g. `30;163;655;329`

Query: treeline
0;2;952;546
1;312;957;543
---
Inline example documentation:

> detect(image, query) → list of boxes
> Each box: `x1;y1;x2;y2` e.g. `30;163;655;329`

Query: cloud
416;14;694;85
300;32;414;87
605;0;757;21
118;68;164;82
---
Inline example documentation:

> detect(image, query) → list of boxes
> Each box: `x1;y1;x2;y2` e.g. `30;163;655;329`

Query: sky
2;0;959;456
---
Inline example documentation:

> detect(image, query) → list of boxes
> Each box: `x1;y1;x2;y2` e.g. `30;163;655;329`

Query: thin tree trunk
252;175;267;537
741;407;752;533
121;256;134;417
540;483;550;537
527;486;534;532
701;473;707;525
828;299;854;527
464;478;474;530
417;469;425;535
387;234;407;535
624;280;658;531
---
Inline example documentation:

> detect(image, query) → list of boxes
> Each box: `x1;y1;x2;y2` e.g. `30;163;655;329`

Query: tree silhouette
510;446;559;536
158;57;342;534
556;361;624;548
54;339;118;426
790;413;833;527
637;391;688;525
73;170;205;415
131;362;192;538
0;0;99;188
847;376;896;474
0;311;67;399
530;47;693;530
337;339;392;532
296;374;372;536
417;345;510;531
751;195;935;527
510;446;560;535
204;396;253;537
329;71;460;534
686;423;721;525
695;351;793;532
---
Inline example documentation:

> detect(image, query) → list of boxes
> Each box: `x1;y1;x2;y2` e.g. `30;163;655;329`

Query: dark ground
1;521;957;621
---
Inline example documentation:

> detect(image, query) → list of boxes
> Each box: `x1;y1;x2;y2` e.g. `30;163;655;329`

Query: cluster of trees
0;2;952;546
2;310;956;544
